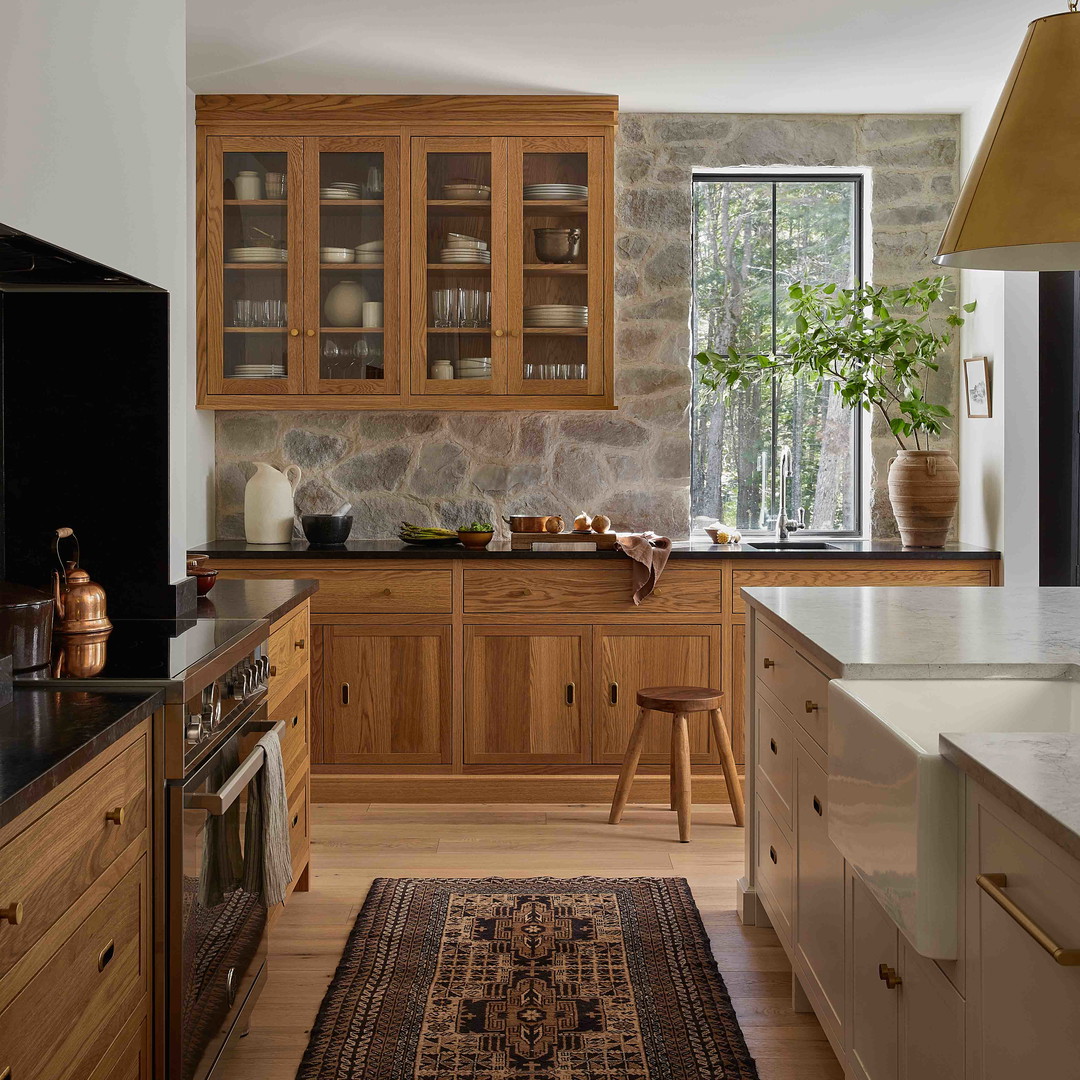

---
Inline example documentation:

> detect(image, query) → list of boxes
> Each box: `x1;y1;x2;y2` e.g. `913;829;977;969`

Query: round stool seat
635;686;723;713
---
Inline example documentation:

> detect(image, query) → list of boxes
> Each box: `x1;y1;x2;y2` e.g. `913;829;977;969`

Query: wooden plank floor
216;803;843;1080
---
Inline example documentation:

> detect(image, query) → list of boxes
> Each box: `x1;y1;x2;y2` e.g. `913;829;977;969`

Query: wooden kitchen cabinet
464;626;589;764
317;623;452;765
196;95;616;410
592;625;719;764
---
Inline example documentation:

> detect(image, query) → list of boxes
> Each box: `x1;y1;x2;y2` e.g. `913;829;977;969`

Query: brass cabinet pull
878;963;902;989
289;328;300;337
769;845;777;864
813;796;823;816
295;638;306;650
292;812;299;828
976;873;1080;965
306;329;315;337
341;682;350;706
769;738;777;755
1;1064;11;1080
98;939;115;972
805;700;819;713
105;806;126;826
291;715;299;728
609;682;619;706
494;329;505;338
763;658;775;669
269;665;278;677
565;682;575;706
0;902;23;926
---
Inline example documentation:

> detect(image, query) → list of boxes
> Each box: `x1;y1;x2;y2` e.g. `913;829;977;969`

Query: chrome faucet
775;447;805;541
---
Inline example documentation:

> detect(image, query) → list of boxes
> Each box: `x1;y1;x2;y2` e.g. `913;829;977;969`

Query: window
691;174;864;535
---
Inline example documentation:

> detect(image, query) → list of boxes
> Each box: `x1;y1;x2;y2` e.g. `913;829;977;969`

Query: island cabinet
201;551;1000;805
195;95;617;411
0;721;152;1080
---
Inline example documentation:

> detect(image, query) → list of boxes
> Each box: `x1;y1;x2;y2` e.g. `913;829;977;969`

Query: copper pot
0;582;54;673
502;516;549;533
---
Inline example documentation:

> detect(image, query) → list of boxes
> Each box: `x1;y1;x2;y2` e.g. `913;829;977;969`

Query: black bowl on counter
302;514;353;547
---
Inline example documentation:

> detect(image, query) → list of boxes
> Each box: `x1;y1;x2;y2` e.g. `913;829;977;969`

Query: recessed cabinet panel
848;871;899;1080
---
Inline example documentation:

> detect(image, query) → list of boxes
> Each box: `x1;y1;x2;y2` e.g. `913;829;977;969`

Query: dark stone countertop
193;538;1000;562
193;576;319;625
0;686;163;829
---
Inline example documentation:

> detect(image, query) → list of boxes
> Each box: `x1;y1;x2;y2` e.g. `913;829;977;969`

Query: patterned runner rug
297;876;759;1079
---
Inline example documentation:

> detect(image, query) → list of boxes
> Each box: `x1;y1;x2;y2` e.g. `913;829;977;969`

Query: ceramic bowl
458;530;494;549
320;248;354;263
190;567;218;595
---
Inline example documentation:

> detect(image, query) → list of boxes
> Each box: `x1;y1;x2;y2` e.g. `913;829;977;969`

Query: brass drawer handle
0;902;23;926
813;796;822;816
269;665;278;677
609;682;619;706
769;738;777;755
105;806;126;826
805;700;819;713
763;658;775;669
769;845;777;864
977;873;1080;965
295;638;306;650
566;682;575;706
878;963;902;989
341;682;350;706
291;715;299;728
98;939;115;972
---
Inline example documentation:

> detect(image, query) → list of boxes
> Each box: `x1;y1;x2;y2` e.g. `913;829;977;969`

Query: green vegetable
459;521;494;533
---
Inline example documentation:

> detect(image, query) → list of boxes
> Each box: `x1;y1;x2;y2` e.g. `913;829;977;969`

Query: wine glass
351;337;369;379
322;338;340;379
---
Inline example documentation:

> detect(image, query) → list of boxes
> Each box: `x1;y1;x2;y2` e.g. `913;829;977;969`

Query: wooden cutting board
509;531;618;550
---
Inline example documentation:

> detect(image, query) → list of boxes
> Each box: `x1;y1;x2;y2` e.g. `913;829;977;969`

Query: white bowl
356;240;384;252
320;249;354;263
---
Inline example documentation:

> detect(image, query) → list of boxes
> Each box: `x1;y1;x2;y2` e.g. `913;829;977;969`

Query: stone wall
214;113;960;542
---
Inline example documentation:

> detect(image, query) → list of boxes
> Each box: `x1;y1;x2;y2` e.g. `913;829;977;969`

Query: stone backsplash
215;112;960;542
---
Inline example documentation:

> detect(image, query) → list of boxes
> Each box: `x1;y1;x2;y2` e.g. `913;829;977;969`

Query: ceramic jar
244;462;302;544
887;449;960;548
235;170;263;201
430;359;454;380
324;280;366;327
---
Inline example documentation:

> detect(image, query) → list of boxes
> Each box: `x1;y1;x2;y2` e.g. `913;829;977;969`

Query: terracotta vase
887;449;959;548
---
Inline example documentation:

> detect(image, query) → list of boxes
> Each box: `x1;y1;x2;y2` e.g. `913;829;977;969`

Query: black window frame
690;170;866;538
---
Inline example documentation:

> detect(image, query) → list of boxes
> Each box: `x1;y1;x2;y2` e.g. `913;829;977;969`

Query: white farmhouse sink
828;678;1080;959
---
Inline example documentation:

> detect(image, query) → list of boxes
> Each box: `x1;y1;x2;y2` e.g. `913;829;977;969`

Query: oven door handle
184;718;285;816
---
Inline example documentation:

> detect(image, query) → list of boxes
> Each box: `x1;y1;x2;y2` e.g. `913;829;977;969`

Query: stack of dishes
453;357;492;379
524;183;588;200
320;246;354;264
226;247;287;263
354;240;384;264
321;181;362;200
523;304;588;328
442;181;491;200
232;364;286;379
440;236;491;264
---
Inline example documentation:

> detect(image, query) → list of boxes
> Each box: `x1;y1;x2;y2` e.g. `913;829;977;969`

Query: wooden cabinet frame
195;95;617;410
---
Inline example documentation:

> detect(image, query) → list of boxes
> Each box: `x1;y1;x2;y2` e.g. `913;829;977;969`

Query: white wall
0;0;213;580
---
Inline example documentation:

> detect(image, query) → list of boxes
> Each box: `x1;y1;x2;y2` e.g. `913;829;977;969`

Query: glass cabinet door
303;137;400;396
205;136;304;395
506;136;605;396
410;137;507;396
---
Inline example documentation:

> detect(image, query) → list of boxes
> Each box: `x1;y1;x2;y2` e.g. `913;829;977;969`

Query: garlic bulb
574;513;591;532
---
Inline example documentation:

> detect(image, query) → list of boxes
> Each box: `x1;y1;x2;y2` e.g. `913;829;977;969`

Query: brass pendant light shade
935;9;1080;270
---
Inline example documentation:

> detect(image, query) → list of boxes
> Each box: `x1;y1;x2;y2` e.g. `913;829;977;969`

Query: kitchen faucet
775;447;806;541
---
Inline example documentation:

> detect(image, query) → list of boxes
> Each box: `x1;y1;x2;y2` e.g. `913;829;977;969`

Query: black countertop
0;687;163;829
194;576;319;624
194;538;1000;562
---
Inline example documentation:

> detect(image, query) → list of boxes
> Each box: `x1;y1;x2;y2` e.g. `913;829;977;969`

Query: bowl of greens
457;521;495;549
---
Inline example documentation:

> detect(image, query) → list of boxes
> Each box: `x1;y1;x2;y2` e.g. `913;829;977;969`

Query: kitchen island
197;539;1000;804
741;584;1080;1080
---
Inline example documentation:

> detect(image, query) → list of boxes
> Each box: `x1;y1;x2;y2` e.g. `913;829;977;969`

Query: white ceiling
186;0;1052;115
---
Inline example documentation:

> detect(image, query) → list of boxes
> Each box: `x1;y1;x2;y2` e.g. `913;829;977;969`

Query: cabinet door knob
565;682;576;706
289;328;300;337
269;665;278;677
762;658;775;669
295;638;306;650
813;796;823;816
609;682;619;706
805;700;819;713
878;963;902;990
382;588;392;597
306;329;315;337
494;329;505;338
0;902;23;926
105;806;125;826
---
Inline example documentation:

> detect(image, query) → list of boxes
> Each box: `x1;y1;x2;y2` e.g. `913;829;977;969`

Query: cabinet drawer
734;566;992;613
0;736;147;981
755;619;796;701
271;679;308;794
790;652;830;751
755;695;794;828
268;603;310;709
215;568;453;614
756;800;793;946
464;568;720;614
288;784;308;877
0;856;148;1080
91;1015;149;1080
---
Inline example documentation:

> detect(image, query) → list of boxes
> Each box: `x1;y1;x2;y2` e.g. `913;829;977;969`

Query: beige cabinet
848;871;899;1080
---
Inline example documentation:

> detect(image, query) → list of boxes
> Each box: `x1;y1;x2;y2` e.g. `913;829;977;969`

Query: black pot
0;582;54;672
302;515;353;547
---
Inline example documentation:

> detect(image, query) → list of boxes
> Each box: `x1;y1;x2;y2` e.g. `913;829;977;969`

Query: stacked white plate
227;247;287;263
523;304;588;328
440;237;491;264
449;232;484;243
232;364;286;379
321;181;362;199
524;183;588;200
320;246;354;263
354;240;384;264
453;356;492;379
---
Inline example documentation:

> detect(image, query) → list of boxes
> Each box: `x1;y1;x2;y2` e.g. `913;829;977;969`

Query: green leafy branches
694;276;975;450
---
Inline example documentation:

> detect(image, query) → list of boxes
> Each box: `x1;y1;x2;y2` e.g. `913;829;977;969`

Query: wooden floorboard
216;803;843;1080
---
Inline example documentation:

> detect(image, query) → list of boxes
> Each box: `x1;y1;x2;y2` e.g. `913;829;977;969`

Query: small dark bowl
190;567;218;595
302;514;353;547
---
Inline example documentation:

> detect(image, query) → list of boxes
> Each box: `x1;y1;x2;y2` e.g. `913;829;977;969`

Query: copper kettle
52;528;112;635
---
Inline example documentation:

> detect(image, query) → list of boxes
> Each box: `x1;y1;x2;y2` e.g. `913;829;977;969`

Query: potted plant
694;276;975;548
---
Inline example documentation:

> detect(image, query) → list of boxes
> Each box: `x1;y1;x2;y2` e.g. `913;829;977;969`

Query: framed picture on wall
964;356;992;418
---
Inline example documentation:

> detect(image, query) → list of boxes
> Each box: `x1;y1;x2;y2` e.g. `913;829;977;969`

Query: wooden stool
607;686;745;842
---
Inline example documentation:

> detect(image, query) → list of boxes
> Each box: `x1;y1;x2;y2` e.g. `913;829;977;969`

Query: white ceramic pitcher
244;462;302;544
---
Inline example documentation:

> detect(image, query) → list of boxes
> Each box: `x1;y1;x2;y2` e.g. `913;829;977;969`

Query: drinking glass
462;289;481;328
431;289;453;328
453;288;466;328
265;172;286;199
322;338;340;378
351;337;369;379
482;291;492;327
232;299;250;327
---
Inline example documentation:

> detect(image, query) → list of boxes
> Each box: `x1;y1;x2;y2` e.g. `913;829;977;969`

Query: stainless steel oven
166;694;280;1080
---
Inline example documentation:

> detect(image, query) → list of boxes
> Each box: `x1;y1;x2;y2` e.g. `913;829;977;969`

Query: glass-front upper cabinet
205;137;304;396
410;137;507;397
304;137;400;396
506;136;605;397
